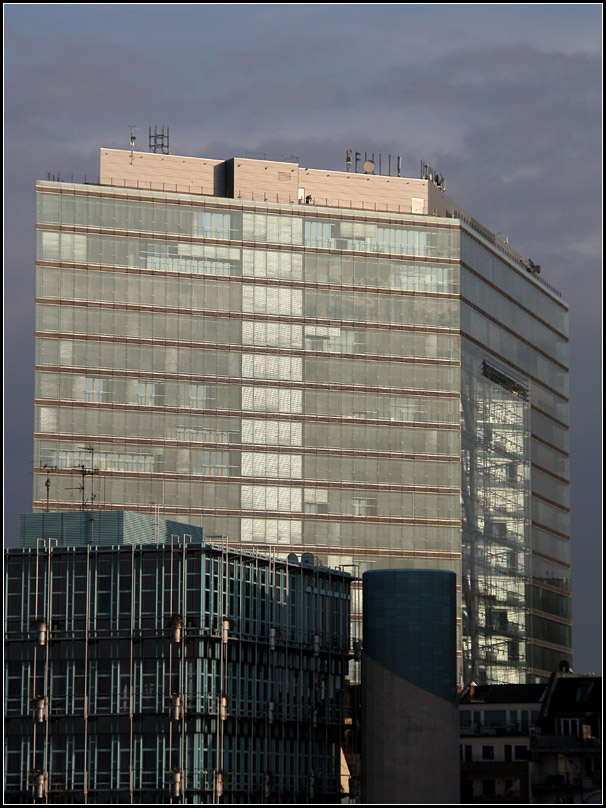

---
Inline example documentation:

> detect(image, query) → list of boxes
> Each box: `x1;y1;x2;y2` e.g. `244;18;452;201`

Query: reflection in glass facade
33;155;571;684
4;539;351;803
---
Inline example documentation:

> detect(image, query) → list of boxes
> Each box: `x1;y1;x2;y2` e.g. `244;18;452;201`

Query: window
304;489;329;514
85;376;110;403
514;746;528;760
352;497;377;516
136;381;160;406
484;710;506;729
482;745;495;761
459;710;472;730
194;210;231;239
482;780;496;797
185;384;212;409
304;221;337;249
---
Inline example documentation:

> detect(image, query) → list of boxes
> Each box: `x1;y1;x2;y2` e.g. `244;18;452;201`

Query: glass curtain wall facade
33;166;570;683
4;541;351;803
459;235;571;682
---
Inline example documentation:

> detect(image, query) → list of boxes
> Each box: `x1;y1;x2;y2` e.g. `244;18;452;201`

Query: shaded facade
4;528;351;803
33;148;571;682
530;671;601;803
459;682;545;802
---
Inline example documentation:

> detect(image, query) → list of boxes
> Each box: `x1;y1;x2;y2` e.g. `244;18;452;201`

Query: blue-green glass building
5;518;351;803
32;148;571;683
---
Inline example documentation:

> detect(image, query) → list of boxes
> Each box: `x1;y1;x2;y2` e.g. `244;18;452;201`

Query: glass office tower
33;149;571;683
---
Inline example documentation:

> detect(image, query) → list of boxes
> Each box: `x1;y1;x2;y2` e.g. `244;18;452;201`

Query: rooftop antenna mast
149;125;170;154
42;464;58;512
71;446;99;511
128;124;139;164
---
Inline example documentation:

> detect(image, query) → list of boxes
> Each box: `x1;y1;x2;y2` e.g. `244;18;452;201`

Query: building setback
33;147;571;683
4;521;351;803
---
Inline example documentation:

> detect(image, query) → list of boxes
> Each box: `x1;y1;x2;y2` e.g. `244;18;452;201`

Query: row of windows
36;404;460;454
37;301;460;361
37;443;462;487
461;268;568;364
36;233;459;292
36;372;460;423
36;338;461;391
37;189;459;258
5;549;350;643
36;265;460;329
460;233;568;337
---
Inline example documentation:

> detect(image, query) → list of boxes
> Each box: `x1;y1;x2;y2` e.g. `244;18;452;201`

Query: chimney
469;681;477;698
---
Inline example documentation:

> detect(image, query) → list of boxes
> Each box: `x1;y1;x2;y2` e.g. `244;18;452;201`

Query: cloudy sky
4;4;602;673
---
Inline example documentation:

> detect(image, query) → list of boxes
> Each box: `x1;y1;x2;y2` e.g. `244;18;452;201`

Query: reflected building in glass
33;148;571;684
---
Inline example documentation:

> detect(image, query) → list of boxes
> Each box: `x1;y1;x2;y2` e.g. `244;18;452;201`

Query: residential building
459;682;546;802
4;514;352;803
33;146;571;683
530;669;601;803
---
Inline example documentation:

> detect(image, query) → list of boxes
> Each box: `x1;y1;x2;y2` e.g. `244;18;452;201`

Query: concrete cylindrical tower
361;569;459;804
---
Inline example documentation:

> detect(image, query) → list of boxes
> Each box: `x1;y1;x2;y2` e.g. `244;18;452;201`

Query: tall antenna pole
128;124;138;164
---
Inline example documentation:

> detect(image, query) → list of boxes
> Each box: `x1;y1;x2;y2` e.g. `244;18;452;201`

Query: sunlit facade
32;149;571;683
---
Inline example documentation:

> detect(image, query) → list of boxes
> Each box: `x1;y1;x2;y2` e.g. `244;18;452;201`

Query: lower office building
4;513;352;803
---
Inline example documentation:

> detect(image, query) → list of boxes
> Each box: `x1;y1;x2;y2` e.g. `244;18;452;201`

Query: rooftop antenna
42;464;58;512
149;125;170;154
71;446;99;511
128;124;139;164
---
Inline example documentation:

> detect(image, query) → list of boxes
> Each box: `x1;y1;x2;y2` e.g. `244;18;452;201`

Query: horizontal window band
37;185;565;305
461;296;568;371
34;365;462;398
530;405;569;431
530;638;572;654
461;332;569;403
33;467;459;494
531;609;572;627
31;498;460;528
531;521;570;541
531;550;571;569
35;399;461;431
531;579;572;597
460;259;569;333
531;434;569;458
36;310;459;335
531;492;570;514
460;229;567;310
531;463;569;485
35;329;460;367
36;223;460;264
36;262;460;300
36;292;460;334
34;434;460;463
36;192;462;235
